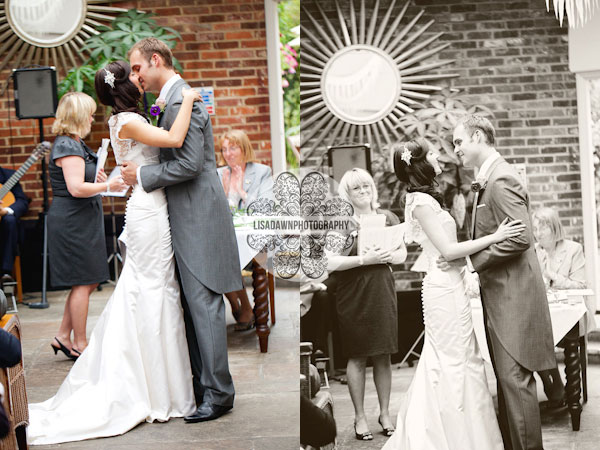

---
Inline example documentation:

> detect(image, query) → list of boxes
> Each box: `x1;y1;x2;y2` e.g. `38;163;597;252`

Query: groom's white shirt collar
475;150;501;181
158;73;181;101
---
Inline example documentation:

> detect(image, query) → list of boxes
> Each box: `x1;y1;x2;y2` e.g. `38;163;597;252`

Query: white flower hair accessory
400;145;412;166
104;69;115;89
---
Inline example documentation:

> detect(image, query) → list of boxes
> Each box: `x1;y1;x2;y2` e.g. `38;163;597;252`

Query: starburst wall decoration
0;1;128;77
301;0;460;157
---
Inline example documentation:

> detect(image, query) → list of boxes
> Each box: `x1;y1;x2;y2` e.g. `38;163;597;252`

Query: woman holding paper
47;92;126;360
327;168;406;441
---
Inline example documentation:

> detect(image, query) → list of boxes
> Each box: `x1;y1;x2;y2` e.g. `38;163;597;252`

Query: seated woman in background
533;206;590;408
327;168;406;441
534;207;586;290
217;130;274;331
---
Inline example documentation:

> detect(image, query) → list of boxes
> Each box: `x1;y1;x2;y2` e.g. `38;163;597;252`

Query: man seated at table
0;165;29;289
533;206;590;408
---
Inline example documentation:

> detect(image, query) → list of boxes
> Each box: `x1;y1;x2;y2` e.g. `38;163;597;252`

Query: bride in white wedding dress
28;61;202;445
382;140;525;450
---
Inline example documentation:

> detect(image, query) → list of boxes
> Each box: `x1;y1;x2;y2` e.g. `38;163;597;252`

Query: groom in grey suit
123;38;242;422
447;115;555;450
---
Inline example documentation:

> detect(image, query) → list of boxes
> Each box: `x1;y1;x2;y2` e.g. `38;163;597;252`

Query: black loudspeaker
13;67;58;119
327;143;372;183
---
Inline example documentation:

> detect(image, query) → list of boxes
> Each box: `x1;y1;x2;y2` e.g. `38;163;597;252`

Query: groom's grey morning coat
140;78;242;294
471;157;555;372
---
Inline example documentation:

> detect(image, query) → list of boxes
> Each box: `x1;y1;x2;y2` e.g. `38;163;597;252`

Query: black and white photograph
300;1;600;450
0;1;300;449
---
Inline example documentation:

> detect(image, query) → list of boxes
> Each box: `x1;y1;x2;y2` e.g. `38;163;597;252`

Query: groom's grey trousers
140;78;242;409
177;262;234;407
485;319;543;450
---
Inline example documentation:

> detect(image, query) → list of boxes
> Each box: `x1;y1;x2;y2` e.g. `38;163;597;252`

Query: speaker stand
27;118;50;309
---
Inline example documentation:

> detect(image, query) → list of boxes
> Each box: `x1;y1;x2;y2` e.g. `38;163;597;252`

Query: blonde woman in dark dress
48;92;126;360
327;168;407;440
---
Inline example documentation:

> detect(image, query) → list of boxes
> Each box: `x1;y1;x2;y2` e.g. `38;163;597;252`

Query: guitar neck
0;154;39;199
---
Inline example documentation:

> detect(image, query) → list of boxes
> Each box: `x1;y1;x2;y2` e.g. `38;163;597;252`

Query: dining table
470;289;594;431
234;226;275;353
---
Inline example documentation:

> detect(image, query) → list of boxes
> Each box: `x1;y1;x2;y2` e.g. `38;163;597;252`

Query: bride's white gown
382;192;503;450
28;112;195;445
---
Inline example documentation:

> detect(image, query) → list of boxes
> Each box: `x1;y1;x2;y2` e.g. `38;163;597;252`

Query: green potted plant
372;89;493;234
58;9;182;109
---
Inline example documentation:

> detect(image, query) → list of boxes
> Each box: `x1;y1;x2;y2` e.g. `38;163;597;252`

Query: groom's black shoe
184;402;232;423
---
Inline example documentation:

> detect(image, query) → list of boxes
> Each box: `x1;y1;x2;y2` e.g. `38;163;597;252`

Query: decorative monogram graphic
246;171;356;279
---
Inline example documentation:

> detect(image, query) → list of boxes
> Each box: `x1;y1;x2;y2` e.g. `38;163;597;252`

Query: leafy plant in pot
57;9;182;112
372;89;493;236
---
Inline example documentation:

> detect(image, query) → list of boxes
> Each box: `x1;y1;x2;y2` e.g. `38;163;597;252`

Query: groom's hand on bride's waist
122;161;139;186
436;256;466;272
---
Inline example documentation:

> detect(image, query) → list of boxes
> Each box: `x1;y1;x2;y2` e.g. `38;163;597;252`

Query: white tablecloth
471;295;588;363
235;228;260;269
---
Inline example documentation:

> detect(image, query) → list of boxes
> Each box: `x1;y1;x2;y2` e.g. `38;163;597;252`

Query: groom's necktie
470;190;479;239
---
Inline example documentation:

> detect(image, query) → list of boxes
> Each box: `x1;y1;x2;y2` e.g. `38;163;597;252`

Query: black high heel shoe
51;337;75;360
354;422;373;441
70;348;82;360
234;317;256;332
378;417;395;436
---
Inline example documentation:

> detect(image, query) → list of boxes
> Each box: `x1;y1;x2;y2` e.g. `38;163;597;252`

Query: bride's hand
493;217;526;243
182;87;202;102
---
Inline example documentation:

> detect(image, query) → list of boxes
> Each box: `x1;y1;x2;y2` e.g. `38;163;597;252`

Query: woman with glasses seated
327;168;406;441
217;130;274;331
533;206;591;408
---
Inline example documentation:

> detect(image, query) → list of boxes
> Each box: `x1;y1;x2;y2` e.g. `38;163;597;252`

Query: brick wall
0;0;272;218
301;0;582;290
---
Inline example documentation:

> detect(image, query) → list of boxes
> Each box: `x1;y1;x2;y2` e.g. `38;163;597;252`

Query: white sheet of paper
561;289;595;297
358;214;386;229
410;251;429;273
101;166;129;197
358;222;406;255
94;138;110;182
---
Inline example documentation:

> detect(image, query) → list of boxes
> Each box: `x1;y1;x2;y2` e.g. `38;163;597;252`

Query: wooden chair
268;271;275;325
0;314;28;450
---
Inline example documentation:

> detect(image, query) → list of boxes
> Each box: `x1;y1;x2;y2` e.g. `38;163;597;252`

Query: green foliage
57;9;182;103
372;89;493;231
279;0;300;168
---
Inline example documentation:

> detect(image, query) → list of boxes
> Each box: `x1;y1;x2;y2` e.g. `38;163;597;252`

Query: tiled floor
14;281;299;449
327;360;600;449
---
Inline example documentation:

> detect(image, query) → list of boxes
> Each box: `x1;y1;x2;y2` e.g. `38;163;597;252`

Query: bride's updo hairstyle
94;61;143;115
392;139;445;207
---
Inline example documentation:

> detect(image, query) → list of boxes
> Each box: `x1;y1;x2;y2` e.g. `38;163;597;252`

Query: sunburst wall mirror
301;0;459;157
0;0;127;88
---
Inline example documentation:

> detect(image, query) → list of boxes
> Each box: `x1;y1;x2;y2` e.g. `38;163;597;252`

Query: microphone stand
27;118;49;308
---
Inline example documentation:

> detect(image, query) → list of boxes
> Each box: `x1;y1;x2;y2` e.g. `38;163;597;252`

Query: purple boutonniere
148;98;166;126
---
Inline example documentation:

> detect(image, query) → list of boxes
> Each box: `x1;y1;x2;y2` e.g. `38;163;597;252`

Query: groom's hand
122;161;139;186
436;256;466;272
